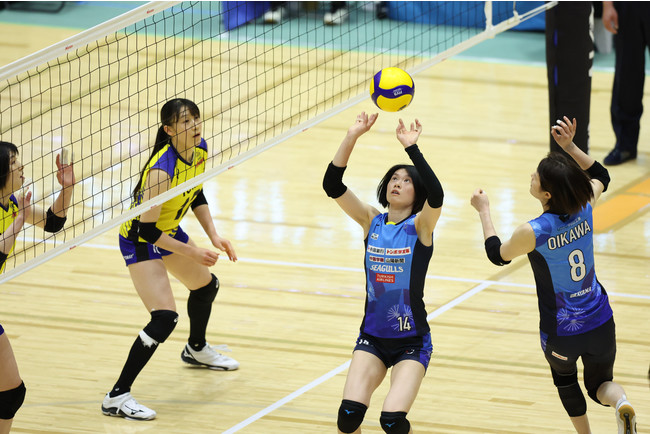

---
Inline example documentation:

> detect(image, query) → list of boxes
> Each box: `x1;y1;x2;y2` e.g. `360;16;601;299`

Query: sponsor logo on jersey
370;264;403;273
196;157;205;166
569;286;593;298
375;273;395;283
367;245;384;255
386;247;411;256
369;255;384;263
370;233;379;240
385;257;405;264
547;220;591;250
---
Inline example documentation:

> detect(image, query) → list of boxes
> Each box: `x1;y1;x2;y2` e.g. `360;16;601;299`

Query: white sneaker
616;401;637;434
263;7;285;24
324;8;348;25
181;343;239;370
101;392;156;421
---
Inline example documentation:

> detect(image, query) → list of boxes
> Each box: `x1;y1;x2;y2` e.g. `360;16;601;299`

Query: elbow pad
485;235;511;266
138;221;163;244
586;161;610;192
323;162;348;199
191;189;208;210
43;207;67;233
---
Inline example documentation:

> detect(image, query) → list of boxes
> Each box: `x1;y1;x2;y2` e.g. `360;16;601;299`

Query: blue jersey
527;203;612;336
362;213;432;338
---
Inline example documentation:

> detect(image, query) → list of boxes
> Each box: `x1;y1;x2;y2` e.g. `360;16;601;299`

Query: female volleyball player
101;98;238;421
0;141;74;433
470;117;637;434
323;112;443;434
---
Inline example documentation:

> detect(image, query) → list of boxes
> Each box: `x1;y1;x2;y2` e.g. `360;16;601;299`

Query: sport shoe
616;401;637;434
181;343;239;370
263;6;285;24
324;8;348;25
604;147;636;165
101;392;156;421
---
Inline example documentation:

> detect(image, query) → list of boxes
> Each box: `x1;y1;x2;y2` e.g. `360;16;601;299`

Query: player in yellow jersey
102;99;238;421
0;141;75;433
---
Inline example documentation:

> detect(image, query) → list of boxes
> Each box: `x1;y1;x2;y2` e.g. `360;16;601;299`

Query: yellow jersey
120;139;207;242
0;194;19;272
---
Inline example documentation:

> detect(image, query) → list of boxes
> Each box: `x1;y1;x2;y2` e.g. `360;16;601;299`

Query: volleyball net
0;1;554;282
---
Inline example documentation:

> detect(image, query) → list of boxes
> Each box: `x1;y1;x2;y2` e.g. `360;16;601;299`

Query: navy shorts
119;227;189;266
354;331;433;370
0;323;4;336
541;317;616;403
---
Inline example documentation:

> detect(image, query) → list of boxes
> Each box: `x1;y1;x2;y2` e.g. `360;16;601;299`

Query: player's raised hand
348;111;378;138
17;190;32;222
56;152;76;189
396;118;422;148
551;116;577;151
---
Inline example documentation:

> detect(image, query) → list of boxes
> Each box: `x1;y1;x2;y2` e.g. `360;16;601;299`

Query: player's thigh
0;333;21;391
342;350;387;405
162;237;212;289
383;359;425;412
128;259;176;312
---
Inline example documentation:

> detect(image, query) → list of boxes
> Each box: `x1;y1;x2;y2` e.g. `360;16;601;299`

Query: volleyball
370;67;415;112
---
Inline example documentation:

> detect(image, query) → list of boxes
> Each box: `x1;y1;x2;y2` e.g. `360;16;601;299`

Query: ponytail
131;126;170;200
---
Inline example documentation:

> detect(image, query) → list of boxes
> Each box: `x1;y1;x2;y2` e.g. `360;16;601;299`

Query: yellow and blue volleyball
369;67;415;112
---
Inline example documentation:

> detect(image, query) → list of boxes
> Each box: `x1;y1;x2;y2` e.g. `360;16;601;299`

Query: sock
109;333;159;397
187;276;218;350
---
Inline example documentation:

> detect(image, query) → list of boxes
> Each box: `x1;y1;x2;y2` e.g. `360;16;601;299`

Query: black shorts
354;331;432;370
541;317;616;398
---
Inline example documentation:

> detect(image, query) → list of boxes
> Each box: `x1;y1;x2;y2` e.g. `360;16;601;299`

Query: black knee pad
337;399;367;433
380;411;410;434
189;274;219;304
0;382;26;420
551;368;587;417
142;309;178;343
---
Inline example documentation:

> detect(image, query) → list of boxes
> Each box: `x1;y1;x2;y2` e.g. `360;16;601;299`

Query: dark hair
0;141;19;190
376;164;427;214
132;98;200;200
537;152;593;216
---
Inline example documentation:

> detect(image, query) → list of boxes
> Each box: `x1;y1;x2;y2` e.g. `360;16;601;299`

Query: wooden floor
0;21;649;434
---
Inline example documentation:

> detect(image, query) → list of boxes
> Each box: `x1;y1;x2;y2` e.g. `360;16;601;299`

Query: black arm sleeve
405;144;444;208
323;162;348;199
586;160;610;192
138;221;163;244
0;251;7;270
43;207;67;233
191;189;208;210
485;235;511;266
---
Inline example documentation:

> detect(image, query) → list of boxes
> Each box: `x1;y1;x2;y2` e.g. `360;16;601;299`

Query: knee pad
380;411;410;434
0;382;26;420
142;309;178;344
189;274;219;304
337;399;367;433
551;369;586;417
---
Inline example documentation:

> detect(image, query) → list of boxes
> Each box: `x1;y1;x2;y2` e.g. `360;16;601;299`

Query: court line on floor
16;238;650;300
221;280;493;434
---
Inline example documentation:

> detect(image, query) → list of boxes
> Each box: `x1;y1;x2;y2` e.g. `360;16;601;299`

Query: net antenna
0;1;556;284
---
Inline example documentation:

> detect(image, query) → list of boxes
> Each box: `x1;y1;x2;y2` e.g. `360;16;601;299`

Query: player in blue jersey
0;141;74;433
101;99;238;421
470;116;637;434
323;112;444;434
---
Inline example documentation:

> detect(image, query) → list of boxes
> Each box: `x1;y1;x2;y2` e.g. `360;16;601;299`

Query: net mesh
0;1;548;281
